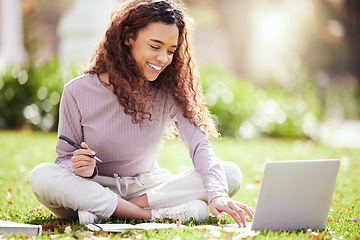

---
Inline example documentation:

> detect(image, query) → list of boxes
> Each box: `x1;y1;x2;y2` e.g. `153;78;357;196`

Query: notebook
0;220;42;236
249;159;340;231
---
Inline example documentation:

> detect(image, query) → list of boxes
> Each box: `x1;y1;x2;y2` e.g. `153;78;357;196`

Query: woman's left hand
208;196;254;227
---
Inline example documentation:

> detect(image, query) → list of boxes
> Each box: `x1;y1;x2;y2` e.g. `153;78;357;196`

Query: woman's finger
72;158;93;167
72;142;95;157
225;200;246;227
73;148;95;157
80;142;89;149
238;203;255;219
71;154;93;163
209;203;222;220
221;204;243;227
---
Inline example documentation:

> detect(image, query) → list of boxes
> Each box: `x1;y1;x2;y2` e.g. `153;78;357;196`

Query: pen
59;135;102;162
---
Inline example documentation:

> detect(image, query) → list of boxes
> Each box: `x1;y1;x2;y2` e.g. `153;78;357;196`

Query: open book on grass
86;222;257;234
0;220;42;236
86;222;190;232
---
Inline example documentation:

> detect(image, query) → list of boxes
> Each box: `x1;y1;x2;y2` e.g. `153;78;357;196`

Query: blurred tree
304;0;360;88
183;0;253;76
342;0;360;89
22;0;73;63
211;0;253;76
302;0;350;77
300;0;360;119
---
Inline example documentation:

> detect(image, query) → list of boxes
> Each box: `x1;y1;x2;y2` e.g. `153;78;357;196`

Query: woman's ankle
112;197;151;219
129;194;150;208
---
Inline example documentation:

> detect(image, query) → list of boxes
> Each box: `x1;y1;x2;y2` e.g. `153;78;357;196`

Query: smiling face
128;22;179;81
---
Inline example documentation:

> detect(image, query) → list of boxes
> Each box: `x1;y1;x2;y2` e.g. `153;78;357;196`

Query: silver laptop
250;159;340;231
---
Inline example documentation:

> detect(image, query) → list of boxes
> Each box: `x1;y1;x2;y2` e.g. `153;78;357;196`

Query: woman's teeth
148;63;162;71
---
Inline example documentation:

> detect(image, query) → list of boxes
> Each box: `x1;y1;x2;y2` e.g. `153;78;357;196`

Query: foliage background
1;61;359;140
1;0;360;140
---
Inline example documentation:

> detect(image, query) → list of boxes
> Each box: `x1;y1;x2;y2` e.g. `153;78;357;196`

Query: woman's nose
156;50;169;63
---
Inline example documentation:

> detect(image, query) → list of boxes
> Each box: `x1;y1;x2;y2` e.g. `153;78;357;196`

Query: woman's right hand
71;142;96;177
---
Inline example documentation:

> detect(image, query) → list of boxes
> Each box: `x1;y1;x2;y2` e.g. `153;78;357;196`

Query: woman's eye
150;45;160;50
168;50;175;55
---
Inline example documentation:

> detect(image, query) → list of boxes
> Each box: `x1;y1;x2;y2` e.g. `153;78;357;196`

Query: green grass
0;131;359;239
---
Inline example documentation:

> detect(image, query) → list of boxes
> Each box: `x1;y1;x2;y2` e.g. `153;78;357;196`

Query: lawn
0;130;359;239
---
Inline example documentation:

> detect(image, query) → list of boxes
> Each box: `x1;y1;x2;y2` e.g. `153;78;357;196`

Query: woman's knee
222;161;242;197
29;163;64;196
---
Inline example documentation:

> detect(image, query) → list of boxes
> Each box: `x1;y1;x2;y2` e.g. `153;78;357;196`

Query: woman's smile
147;62;163;72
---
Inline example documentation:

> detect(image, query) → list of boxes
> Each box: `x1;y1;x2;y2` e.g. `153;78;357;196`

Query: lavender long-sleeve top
55;74;228;202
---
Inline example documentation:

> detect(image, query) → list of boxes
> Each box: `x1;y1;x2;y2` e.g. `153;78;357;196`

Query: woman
30;0;254;227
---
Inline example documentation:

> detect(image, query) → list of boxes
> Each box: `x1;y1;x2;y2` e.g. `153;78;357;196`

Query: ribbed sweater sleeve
170;103;229;202
55;78;83;171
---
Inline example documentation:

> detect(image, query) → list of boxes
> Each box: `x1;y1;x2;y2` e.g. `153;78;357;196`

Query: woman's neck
98;72;150;90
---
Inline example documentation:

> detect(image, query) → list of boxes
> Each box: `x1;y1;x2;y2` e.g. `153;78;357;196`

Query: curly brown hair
81;0;219;138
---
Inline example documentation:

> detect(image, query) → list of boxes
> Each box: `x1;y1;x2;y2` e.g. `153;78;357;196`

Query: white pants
29;161;242;220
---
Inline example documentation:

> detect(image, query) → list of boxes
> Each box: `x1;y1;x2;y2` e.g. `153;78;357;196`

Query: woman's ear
124;38;131;46
123;27;134;46
125;37;134;47
124;36;134;46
